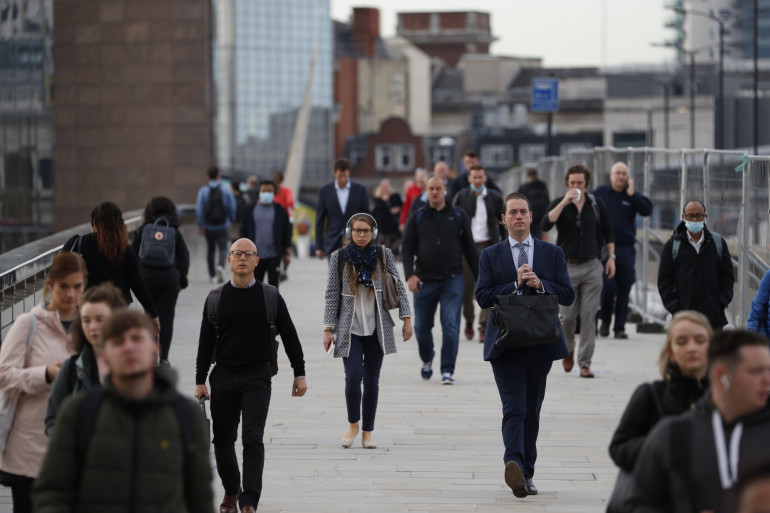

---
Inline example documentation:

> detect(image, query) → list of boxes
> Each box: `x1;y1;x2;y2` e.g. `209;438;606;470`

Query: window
480;144;513;167
375;144;414;172
395;144;414;171
375;144;392;171
519;144;546;164
392;74;404;104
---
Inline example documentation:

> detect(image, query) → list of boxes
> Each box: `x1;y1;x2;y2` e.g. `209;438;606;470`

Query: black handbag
492;292;561;348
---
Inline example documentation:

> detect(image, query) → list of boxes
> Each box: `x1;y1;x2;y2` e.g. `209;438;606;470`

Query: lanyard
711;411;743;489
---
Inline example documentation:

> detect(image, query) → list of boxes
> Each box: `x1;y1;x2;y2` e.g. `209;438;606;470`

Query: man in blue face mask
452;165;505;343
239;180;292;288
658;200;735;329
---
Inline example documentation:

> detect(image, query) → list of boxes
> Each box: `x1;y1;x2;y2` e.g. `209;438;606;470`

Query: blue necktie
516;242;528;268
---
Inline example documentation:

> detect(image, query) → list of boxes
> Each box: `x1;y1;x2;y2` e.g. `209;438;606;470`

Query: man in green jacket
33;309;213;513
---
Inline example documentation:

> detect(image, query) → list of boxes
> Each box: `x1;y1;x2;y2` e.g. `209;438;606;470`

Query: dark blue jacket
315;181;369;255
475;237;575;361
592;185;653;246
239;201;292;257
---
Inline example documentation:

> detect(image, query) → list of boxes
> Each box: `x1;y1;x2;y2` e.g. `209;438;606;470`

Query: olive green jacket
32;368;212;513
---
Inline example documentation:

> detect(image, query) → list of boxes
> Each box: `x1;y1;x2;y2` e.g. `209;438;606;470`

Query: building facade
214;0;333;191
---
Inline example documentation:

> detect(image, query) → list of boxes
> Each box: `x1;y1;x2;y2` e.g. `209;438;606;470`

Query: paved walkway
1;245;665;512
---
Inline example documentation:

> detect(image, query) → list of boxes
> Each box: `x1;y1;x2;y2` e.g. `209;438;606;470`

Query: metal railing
499;147;770;328
0;208;199;340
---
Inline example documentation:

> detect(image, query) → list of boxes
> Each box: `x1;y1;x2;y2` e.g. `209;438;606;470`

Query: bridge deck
1;244;664;512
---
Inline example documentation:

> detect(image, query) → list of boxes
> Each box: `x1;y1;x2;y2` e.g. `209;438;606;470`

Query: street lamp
669;6;726;149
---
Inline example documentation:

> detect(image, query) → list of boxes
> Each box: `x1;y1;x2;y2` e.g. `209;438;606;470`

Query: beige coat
0;304;74;478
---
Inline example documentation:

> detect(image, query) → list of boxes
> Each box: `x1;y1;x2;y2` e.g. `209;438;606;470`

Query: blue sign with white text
531;78;559;112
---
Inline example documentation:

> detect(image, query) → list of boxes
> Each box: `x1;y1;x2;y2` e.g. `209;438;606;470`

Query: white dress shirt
336;180;351;214
687;231;705;254
471;189;490;242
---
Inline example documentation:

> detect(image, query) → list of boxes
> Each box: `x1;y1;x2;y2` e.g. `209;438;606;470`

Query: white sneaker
216;266;225;283
210;276;218;284
441;373;454;385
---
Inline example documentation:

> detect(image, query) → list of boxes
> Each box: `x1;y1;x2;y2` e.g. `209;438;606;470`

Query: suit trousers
462;241;491;332
560;259;603;369
490;350;552;478
599;244;636;333
210;362;272;509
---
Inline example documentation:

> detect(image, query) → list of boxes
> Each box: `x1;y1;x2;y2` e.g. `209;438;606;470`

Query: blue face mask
259;192;274;204
470;184;485;193
684;220;704;234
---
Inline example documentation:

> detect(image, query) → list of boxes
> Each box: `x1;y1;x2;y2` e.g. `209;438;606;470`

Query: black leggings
141;268;181;361
9;476;33;513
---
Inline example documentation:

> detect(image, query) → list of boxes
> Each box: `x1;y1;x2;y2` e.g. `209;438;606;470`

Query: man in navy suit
475;192;575;498
315;158;370;258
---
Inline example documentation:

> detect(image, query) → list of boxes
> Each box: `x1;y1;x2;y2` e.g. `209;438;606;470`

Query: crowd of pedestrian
1;155;769;513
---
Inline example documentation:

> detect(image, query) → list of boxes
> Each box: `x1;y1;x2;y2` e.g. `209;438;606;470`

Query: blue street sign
531;78;559;112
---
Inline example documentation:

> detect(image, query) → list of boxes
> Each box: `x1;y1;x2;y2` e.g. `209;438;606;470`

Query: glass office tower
214;0;333;188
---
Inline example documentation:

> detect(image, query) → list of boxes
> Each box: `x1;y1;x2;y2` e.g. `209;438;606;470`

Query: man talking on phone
593;162;652;340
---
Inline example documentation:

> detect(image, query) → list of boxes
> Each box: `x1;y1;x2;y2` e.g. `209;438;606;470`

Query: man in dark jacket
240;179;292;288
517;168;550;240
628;329;770;513
402;175;478;384
657;200;734;329
452;164;505;343
33;309;213;513
315;158;369;258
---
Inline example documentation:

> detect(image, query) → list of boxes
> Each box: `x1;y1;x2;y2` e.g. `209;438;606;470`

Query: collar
208;180;221;187
335;180;351;192
508;234;534;248
687;230;705;246
230;278;257;289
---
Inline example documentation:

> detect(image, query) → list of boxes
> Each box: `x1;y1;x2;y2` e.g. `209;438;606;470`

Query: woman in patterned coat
323;213;412;449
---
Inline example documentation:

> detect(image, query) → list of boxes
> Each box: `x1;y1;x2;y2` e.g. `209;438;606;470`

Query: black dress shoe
524;477;538;495
504;461;528;498
614;331;628;339
599;322;610;337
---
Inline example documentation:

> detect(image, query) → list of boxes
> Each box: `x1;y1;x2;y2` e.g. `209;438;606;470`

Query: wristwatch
609;254;616;259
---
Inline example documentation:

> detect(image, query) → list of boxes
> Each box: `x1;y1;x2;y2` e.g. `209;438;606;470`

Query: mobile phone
417;281;423;291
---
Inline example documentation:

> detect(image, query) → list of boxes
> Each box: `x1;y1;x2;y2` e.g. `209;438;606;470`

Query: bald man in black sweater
195;238;307;513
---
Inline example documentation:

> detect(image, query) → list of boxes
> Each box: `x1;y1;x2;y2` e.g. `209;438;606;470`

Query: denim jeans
343;333;384;431
413;274;464;374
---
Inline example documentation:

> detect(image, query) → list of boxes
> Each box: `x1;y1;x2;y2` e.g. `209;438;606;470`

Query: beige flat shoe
341;437;354;448
361;439;377;449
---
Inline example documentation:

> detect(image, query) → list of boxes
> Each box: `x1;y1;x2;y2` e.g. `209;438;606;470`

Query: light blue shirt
336;180;351;214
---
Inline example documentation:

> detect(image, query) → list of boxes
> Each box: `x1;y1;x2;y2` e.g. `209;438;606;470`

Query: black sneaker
599;322;610;337
614;331;628;339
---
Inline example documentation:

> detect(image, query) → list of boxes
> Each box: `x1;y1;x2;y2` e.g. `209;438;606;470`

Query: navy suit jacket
475;237;575;362
315;181;369;255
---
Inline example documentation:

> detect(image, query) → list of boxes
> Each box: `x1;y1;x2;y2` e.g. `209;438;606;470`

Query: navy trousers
490;350;552;478
343;333;384;431
600;244;636;332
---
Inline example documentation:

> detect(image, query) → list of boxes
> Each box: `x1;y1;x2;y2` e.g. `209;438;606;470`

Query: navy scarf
343;243;377;288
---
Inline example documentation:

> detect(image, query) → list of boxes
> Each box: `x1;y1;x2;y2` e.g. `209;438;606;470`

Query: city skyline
331;0;672;68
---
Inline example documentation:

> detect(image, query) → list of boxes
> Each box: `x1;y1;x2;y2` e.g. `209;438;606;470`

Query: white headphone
345;213;378;240
721;375;731;390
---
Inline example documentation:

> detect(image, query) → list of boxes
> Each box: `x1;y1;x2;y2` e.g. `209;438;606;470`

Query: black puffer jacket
609;365;707;471
657;223;734;328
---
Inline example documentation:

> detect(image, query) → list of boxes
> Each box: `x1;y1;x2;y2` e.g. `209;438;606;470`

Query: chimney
352;7;380;58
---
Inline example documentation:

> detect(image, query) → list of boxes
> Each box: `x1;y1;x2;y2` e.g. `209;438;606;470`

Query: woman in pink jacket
0;252;87;513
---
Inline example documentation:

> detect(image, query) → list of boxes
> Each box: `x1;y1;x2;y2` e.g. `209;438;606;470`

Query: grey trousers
462;241;491;331
560;259;604;369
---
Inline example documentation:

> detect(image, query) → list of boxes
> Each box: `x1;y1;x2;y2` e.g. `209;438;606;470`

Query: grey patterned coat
324;246;411;358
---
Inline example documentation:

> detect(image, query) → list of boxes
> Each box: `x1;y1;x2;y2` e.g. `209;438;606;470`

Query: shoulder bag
379;246;400;311
492;292;560;348
0;315;37;452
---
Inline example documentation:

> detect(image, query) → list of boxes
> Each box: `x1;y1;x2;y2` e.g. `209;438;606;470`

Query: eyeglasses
230;250;257;258
352;228;372;235
684;214;705;221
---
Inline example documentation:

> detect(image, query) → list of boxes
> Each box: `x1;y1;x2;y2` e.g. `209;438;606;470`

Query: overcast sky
331;0;674;68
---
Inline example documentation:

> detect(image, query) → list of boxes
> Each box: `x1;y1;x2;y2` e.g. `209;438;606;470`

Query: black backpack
204;185;228;225
138;217;176;267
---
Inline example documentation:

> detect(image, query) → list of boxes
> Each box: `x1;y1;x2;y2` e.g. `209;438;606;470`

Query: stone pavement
1;251;665;512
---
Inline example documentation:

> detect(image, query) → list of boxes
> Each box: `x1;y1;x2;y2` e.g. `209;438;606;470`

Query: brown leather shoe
562;352;574;373
240;506;256;513
220;491;239;513
580;366;595;378
478;328;485;343
464;323;474;340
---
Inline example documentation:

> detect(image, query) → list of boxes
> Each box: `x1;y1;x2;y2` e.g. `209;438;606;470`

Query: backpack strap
261;283;279;376
24;315;36;359
76;388;106;476
672;231;722;263
206;286;224;364
672;239;682;263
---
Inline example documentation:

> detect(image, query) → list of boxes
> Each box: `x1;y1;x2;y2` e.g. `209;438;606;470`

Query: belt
566;257;596;264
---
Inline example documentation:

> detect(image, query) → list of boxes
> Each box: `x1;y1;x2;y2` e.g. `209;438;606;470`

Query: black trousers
205;227;229;278
210;362;272;510
254;256;281;288
141;267;180;360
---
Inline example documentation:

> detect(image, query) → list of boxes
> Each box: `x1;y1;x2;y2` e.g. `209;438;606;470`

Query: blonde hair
658;310;713;376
